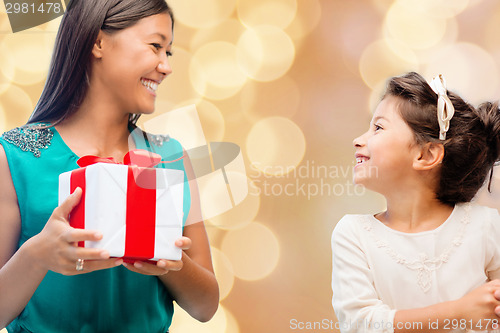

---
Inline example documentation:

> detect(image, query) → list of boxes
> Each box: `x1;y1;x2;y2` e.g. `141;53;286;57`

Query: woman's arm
0;145;120;328
0;143;45;327
156;150;219;321
159;221;219;322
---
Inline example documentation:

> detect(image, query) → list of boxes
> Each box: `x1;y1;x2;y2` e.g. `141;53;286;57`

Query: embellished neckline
53;125;171;159
363;204;471;293
2;123;54;157
1;123;171;159
368;204;458;236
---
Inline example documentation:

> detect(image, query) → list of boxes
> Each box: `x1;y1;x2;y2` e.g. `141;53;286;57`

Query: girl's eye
374;124;383;131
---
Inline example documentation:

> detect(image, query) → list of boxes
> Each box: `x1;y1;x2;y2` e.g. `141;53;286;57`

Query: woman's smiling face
91;13;173;115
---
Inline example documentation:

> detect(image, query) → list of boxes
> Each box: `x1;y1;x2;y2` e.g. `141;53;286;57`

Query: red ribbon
77;149;163;168
70;149;165;260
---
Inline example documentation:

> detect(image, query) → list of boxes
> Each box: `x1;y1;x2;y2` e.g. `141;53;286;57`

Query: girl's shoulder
466;202;500;225
332;213;374;240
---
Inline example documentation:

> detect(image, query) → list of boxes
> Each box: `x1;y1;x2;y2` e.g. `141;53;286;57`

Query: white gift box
58;162;184;261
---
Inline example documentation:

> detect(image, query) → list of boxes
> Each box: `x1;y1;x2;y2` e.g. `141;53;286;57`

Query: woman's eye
151;43;162;50
166;51;173;57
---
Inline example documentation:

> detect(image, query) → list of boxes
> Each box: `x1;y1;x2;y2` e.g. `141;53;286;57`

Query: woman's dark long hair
28;0;173;126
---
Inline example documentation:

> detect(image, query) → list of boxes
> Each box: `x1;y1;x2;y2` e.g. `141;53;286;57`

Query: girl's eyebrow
372;115;388;123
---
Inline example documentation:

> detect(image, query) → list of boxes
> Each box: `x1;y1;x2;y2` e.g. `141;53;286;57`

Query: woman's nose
157;54;172;76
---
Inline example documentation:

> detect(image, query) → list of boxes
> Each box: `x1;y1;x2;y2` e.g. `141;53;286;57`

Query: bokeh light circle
168;0;237;29
368;81;389;116
173;99;225;143
240;75;301;120
422;43;499;104
237;25;295;82
384;1;447;50
169;303;233;333
237;0;297;29
482;1;500;55
189;41;248;100
158;47;201;105
190;19;246;50
285;0;322;40
210;247;234;300
199;171;249;220
393;0;469;19
0;29;52;85
0;103;7;133
206;177;260;230
410;17;459;66
0;54;14;92
0;84;35;128
246;117;306;176
359;39;419;89
221;222;280;281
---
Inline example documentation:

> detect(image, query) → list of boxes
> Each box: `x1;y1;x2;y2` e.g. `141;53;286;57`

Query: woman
0;0;219;332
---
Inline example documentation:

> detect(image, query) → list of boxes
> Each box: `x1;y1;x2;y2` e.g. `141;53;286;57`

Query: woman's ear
92;31;105;59
413;142;444;171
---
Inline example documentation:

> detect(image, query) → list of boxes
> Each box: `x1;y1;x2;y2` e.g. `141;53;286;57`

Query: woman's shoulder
130;127;184;161
0;122;54;158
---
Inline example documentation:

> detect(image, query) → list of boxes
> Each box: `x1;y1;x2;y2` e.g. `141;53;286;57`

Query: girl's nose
353;135;364;148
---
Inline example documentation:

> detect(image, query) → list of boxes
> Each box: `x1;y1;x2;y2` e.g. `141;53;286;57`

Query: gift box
58;150;185;261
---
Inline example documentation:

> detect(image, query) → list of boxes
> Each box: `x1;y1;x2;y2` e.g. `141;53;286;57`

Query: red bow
77;149;163;168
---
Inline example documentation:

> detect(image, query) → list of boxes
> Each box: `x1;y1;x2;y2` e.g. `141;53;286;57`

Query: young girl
332;72;500;333
0;0;218;332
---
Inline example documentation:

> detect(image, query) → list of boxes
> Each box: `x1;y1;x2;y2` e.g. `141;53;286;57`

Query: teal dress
0;123;191;333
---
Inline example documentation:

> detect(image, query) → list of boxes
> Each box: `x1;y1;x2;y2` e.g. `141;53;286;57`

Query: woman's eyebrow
147;32;173;45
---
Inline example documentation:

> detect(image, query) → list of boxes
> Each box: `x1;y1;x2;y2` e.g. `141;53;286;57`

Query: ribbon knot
77;149;163;168
429;74;455;140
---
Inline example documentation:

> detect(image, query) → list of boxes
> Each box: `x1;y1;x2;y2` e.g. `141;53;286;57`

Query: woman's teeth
141;79;158;92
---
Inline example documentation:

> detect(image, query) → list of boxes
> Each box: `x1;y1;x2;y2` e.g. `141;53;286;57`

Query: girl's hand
31;188;122;275
454;279;500;330
122;237;192;276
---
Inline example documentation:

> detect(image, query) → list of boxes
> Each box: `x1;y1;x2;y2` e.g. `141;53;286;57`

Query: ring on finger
76;258;84;271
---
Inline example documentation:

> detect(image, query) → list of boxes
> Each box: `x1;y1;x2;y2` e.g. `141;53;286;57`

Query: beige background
1;0;500;332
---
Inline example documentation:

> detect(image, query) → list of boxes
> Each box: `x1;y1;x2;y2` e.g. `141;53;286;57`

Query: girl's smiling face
91;13;173;115
352;96;421;193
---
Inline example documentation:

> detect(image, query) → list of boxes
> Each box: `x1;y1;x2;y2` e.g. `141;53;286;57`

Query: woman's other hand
30;187;122;275
122;237;192;276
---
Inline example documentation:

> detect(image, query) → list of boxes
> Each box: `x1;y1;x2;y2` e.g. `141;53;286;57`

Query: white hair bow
429;74;455;140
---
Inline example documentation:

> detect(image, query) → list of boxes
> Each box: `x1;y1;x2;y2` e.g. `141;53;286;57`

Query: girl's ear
413;142;444;171
92;31;105;59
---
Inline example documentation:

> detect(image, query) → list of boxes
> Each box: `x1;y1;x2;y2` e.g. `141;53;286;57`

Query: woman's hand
30;187;122;275
122;237;192;275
